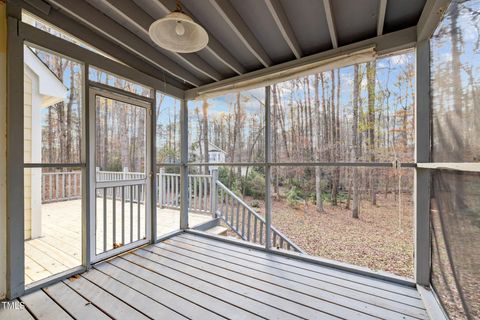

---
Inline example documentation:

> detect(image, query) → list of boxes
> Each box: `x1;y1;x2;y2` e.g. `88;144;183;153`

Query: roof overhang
24;47;67;107
11;0;452;100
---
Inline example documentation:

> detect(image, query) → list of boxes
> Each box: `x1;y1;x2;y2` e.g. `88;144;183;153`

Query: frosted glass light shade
149;11;209;53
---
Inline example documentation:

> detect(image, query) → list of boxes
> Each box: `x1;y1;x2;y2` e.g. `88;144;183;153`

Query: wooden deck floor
10;232;431;320
24;200;212;284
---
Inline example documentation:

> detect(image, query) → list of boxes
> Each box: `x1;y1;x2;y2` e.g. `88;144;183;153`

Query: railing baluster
230;196;235;228
223;192;228;222
167;175;170;206
223;191;228;219
219;189;224;218
273;232;277;248
171;175;175;206
177;175;180;207
70;173;73;198
62;173;65;199
112;187;116;245
235;201;240;231
259;221;264;245
103;188;107;252
253;217;257;243
199;176;203;211
49;174;53;201
280;237;284;249
247;211;251;241
201;177;205;211
122;186;125;245
138;185;141;240
161;173;165;207
55;173;59;199
130;185;134;243
74;173;77;197
193;177;197;210
66;173;70;198
171;175;174;207
230;195;235;227
188;176;192;209
204;177;208;212
174;175;178;207
226;193;231;225
241;206;246;239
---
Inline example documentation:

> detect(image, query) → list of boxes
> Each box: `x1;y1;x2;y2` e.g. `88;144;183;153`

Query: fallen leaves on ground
235;194;415;278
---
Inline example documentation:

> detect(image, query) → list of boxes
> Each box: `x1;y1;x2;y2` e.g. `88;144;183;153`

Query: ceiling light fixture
149;0;209;53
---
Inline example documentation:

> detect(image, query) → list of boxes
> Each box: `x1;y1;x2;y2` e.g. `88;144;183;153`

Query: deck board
24;199;211;285
10;232;431;320
158;239;428;319
180;233;421;298
123;253;297;319
62;276;149;320
43;282;110;320
109;257;263;320
141;245;398;320
20;289;73;320
93;262;225;320
0;300;35;320
81;269;186;320
169;236;426;309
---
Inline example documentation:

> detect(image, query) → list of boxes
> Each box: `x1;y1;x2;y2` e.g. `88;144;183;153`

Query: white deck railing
40;169;301;252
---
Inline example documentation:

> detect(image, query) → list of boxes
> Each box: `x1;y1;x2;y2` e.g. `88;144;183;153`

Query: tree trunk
202;99;209;174
367;61;377;205
272;85;280;194
352;65;361;219
314;74;324;213
330;70;338;205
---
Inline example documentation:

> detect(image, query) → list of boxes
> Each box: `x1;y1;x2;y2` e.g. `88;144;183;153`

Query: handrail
215;181;303;253
39;170;303;253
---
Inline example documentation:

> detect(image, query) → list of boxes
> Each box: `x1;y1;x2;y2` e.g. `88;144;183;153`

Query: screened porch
1;0;479;320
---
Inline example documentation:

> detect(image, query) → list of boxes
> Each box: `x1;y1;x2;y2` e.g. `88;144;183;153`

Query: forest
186;50;416;219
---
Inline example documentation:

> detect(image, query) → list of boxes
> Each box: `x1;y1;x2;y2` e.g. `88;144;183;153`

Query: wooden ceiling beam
322;0;338;48
265;0;302;59
377;0;387;36
19;0;189;90
209;0;272;67
46;0;202;86
186;26;417;100
417;0;452;41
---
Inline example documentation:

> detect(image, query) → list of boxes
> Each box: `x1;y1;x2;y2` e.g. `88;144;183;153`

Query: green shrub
287;186;303;207
250;199;260;208
244;170;265;198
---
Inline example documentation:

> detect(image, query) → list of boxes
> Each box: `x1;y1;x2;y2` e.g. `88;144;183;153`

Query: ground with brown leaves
232;194;414;279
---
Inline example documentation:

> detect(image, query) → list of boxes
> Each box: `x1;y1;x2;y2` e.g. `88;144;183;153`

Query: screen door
89;87;151;262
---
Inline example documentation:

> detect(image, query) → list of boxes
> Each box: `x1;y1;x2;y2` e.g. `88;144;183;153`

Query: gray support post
6;15;25;299
415;40;431;286
264;86;272;250
211;169;218;217
88;88;97;266
179;99;189;229
82;63;90;269
151;95;157;243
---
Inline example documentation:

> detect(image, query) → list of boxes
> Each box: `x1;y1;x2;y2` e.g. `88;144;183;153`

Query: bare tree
352;65;361;219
